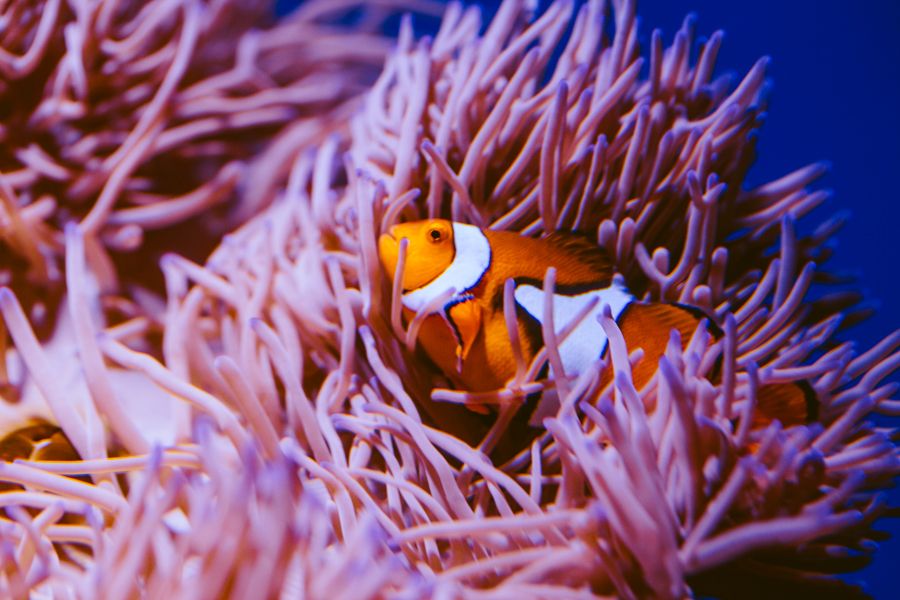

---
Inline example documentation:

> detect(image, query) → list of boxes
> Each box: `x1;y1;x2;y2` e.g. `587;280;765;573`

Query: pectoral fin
446;297;482;370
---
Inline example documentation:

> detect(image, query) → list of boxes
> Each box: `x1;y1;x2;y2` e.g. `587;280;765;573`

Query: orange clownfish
378;219;816;428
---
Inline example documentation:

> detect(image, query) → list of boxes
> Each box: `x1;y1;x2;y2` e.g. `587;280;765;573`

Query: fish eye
428;227;443;243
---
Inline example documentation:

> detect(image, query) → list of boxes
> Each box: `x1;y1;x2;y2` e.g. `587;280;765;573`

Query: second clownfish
378;219;816;429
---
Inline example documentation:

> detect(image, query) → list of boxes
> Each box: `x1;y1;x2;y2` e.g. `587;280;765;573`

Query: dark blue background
281;0;900;595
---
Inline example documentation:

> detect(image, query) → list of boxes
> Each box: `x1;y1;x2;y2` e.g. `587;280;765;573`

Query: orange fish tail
751;380;819;430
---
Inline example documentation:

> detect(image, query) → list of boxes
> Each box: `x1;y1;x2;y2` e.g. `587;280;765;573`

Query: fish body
379;221;619;390
378;220;814;426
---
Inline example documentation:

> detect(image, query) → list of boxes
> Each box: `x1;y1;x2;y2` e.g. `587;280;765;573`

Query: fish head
378;219;456;291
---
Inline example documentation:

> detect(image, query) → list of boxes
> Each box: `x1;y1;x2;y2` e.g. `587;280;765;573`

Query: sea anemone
0;0;897;598
0;0;407;336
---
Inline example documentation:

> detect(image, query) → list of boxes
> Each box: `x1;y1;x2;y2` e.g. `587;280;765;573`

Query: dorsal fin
542;230;614;277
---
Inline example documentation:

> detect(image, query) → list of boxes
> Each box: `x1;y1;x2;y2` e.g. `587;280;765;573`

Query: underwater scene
0;0;896;597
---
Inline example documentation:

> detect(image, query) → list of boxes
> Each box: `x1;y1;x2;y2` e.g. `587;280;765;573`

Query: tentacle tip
596;397;614;415
222;160;245;177
523;45;541;63
613;369;631;387
848;509;865;523
158;253;177;269
860;539;880;553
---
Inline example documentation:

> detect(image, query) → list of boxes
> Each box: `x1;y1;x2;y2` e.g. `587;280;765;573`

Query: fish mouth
377;231;401;280
379;226;400;249
378;231;398;251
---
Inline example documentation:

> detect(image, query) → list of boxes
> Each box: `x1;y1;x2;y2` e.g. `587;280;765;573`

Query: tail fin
612;302;819;430
753;380;819;430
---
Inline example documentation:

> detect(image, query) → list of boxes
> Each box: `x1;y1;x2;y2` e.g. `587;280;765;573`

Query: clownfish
378;219;816;429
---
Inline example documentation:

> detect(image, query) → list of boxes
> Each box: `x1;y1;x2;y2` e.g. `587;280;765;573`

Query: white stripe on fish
514;282;633;377
402;222;491;312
